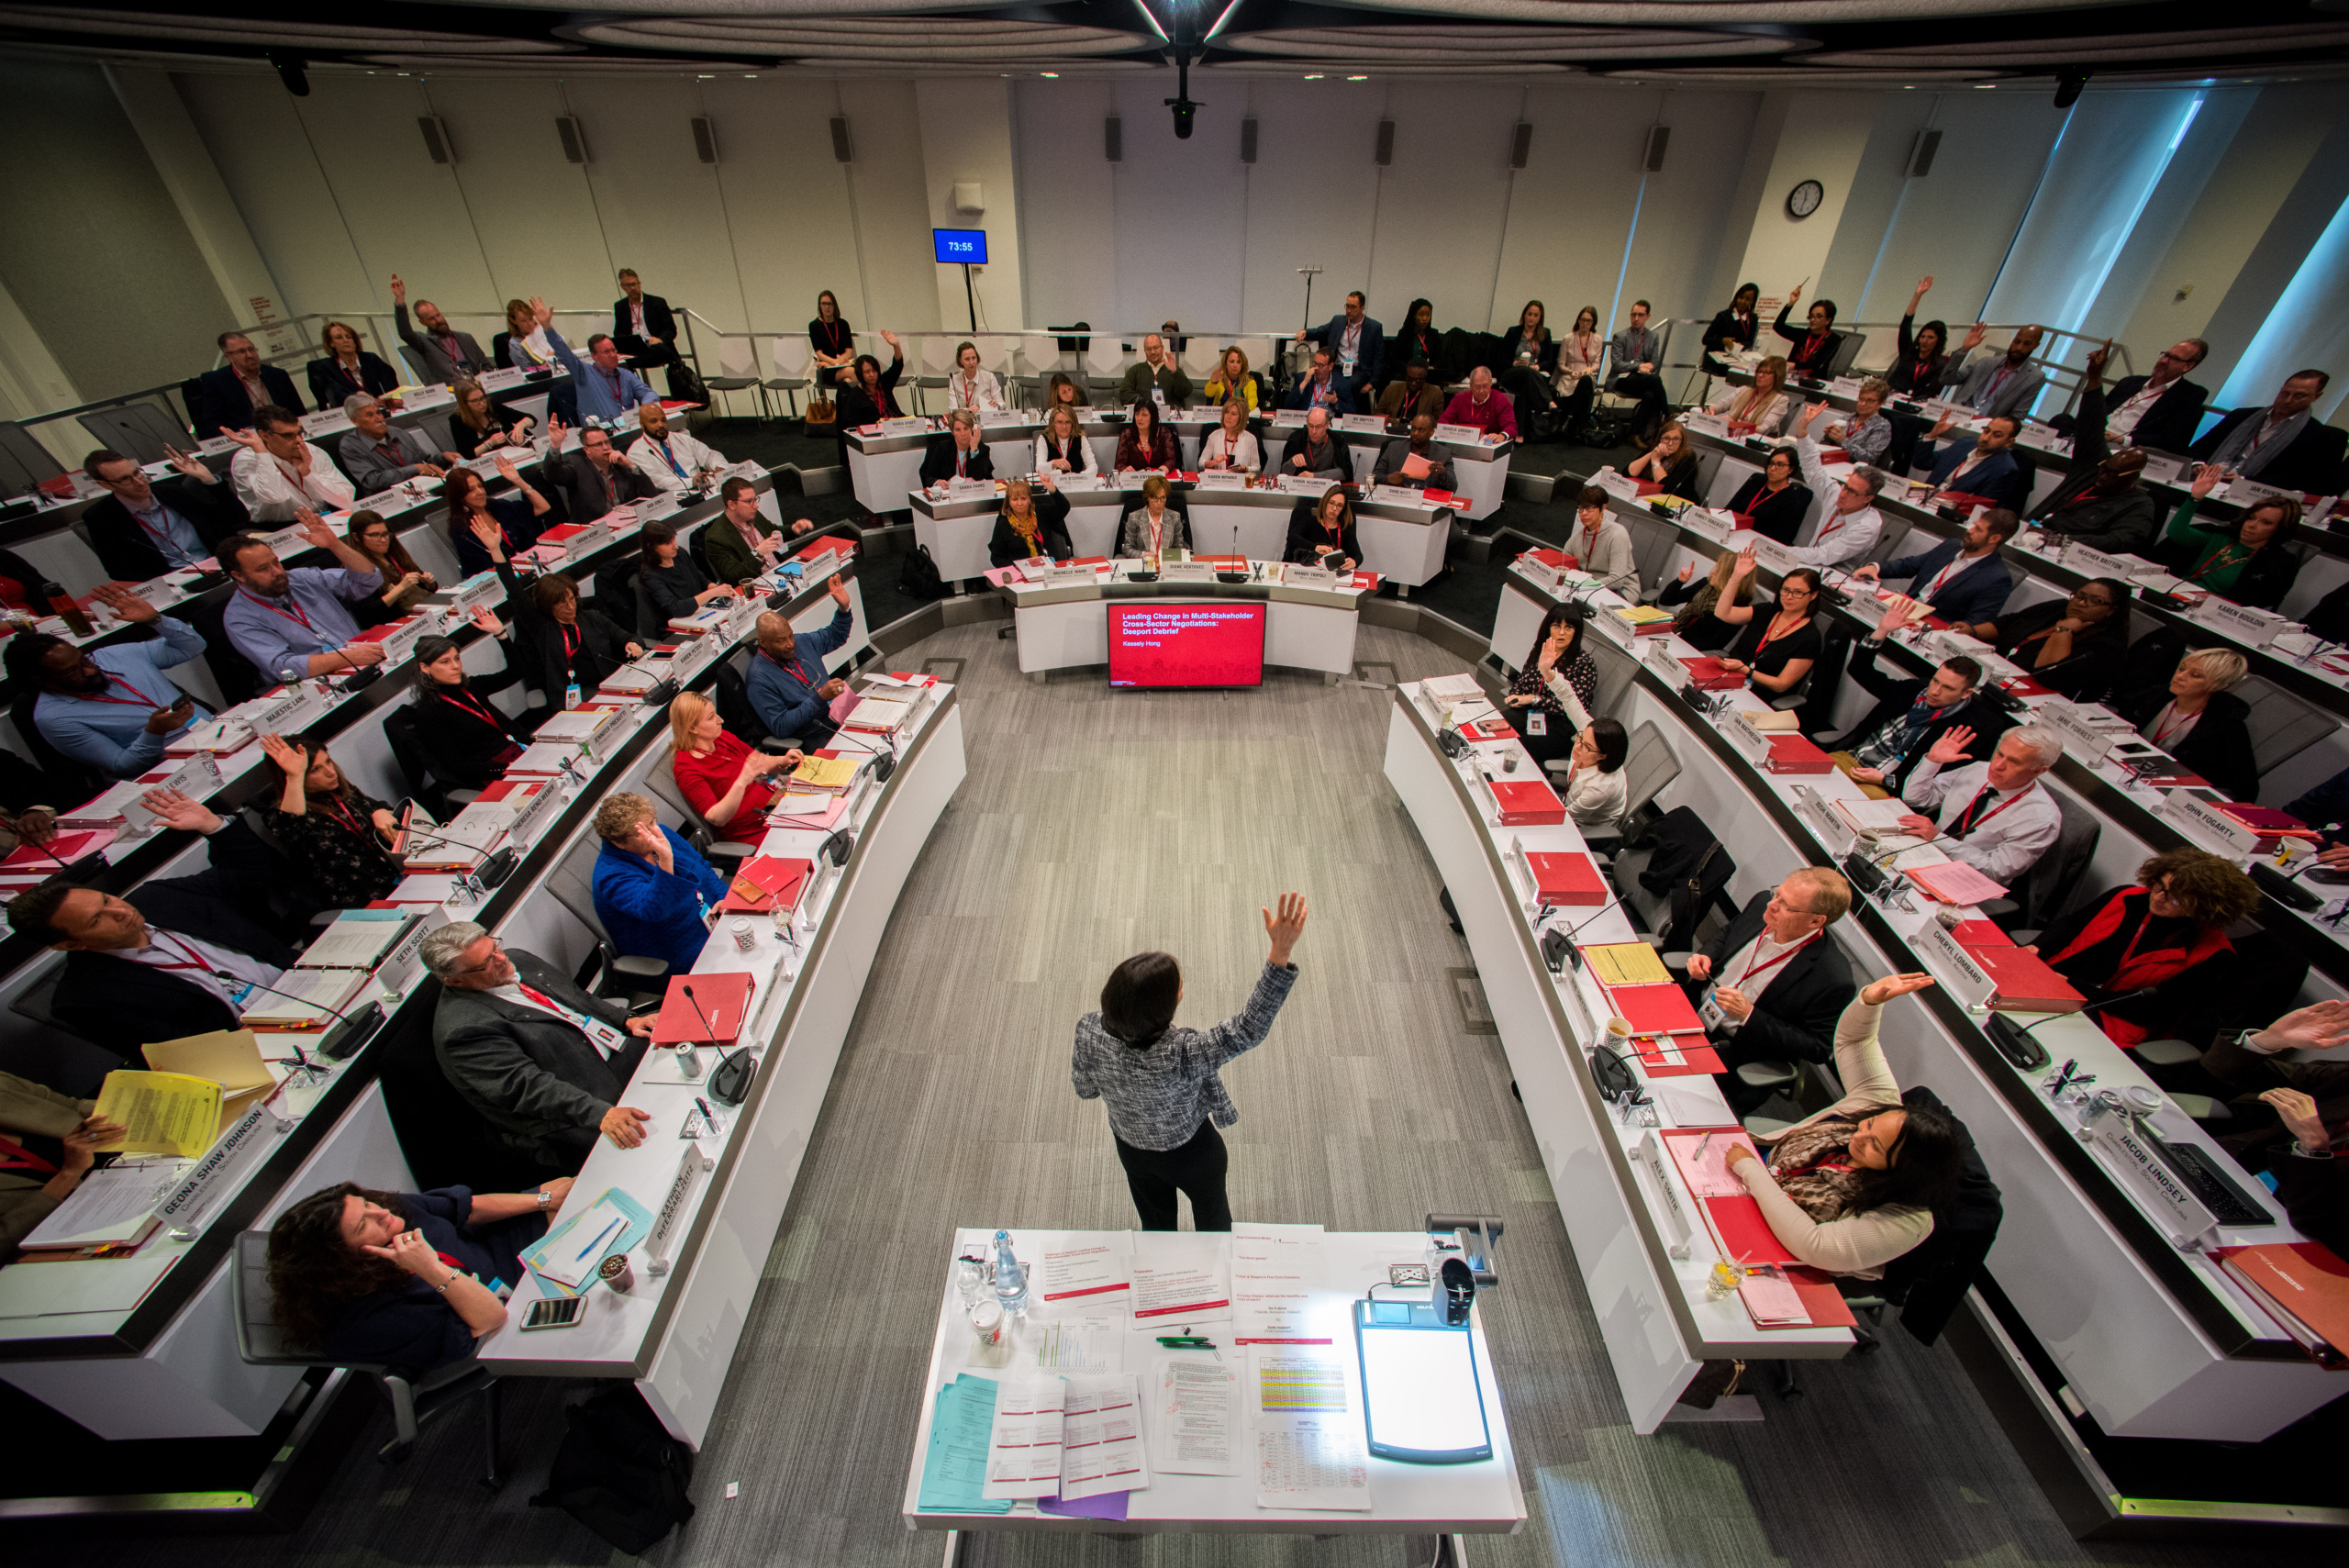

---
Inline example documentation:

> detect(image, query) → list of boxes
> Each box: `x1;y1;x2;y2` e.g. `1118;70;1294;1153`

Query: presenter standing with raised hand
1073;894;1308;1232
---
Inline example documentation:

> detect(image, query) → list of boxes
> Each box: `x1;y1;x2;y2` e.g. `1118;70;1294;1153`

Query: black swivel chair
383;704;480;818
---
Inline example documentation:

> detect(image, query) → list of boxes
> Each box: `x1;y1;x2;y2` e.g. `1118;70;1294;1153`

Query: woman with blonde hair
2118;646;2258;800
1709;354;1793;436
1202;346;1262;411
668;689;799;844
1199;398;1261;474
1033;403;1093;476
990;477;1074;567
1658;544;1762;651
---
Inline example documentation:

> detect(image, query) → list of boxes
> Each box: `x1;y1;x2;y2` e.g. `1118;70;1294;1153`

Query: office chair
230;1229;506;1487
383;705;480;818
710;660;799;754
543;858;672;1007
1580;721;1682;858
639;767;755;873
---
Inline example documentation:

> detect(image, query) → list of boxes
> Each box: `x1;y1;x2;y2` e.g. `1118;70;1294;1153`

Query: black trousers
1610;371;1668;437
1114;1120;1231;1231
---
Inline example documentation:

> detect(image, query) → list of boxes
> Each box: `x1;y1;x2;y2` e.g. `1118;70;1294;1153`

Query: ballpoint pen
2049;1058;2078;1096
574;1215;624;1262
696;1096;719;1129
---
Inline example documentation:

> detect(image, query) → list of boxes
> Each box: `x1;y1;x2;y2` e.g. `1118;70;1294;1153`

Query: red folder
1528;851;1607;905
1765;734;1835;775
2210;1243;2349;1365
1703;1195;1798;1267
1679;657;1747;692
1971;945;2086;1014
1632;1034;1726;1075
1786;1267;1859;1329
1604;982;1708;1037
1632;480;1663;497
1487;776;1565;826
2214;804;2319;851
1952;919;2013;949
1463;716;1517;741
351;617;418;646
648;972;757;1046
1522;548;1571;571
718;856;813;914
1;831;95;869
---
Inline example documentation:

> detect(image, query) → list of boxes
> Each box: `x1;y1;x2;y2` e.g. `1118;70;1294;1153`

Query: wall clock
1787;179;1825;219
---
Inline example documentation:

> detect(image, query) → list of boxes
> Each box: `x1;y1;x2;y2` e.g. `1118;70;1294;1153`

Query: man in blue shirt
589;793;728;975
746;575;855;744
218;514;386;684
543;297;657;425
81;448;247;581
12;587;210;778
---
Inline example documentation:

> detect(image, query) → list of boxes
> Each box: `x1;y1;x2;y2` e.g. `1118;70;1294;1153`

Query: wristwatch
537;1187;551;1209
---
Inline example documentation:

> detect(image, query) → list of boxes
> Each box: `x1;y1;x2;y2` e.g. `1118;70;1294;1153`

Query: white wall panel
1238;83;1385;340
1364;83;1520;334
839;77;945;339
1620;91;1769;340
1488;84;1653;347
1861;92;2068;327
1109;73;1252;338
569;77;745;338
1012;78;1119;336
697;77;868;347
420;76;608;333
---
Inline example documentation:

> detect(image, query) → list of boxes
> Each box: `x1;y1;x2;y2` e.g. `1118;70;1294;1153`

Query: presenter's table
902;1228;1526;1539
992;559;1370;679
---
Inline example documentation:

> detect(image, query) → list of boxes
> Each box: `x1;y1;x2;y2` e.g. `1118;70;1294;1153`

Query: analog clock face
1787;180;1824;219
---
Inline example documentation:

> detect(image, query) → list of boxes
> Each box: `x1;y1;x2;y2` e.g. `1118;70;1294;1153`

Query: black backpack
897;541;947;600
1634;806;1736;953
529;1385;696;1553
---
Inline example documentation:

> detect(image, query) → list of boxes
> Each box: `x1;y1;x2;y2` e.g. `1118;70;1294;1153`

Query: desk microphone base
1985;1012;2050;1070
319;1001;386;1062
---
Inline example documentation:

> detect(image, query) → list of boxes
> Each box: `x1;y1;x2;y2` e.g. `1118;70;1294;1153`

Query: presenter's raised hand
1263;892;1308;965
1860;972;1938;1006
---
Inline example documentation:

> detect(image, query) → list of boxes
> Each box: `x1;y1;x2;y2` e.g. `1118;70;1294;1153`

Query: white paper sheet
1130;1237;1232;1324
1029;1317;1123;1374
1255;1418;1372;1511
980;1377;1064;1499
1037;1236;1131;1310
19;1162;184;1248
1059;1373;1149;1499
1154;1357;1241;1475
1230;1222;1328;1343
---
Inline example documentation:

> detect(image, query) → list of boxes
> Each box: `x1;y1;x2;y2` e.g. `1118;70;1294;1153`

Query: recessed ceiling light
1975;83;1995;90
1041;71;1059;78
1346;75;1368;82
1303;73;1323;80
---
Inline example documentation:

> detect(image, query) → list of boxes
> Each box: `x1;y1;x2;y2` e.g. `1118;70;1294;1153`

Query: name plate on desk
879;417;930;437
1593;469;1640;502
1270;409;1307;427
1827;375;1863;397
1681;507;1732;539
2088;1116;2221;1248
2061;542;2160;580
1642;638;1686;685
2137;452;2187;485
1631;1131;1698;1259
157;1103;277;1232
945;476;995;499
2199;598;2288;648
1369;484;1423;506
1041;563;1098;584
2223;475;2298;506
1286;563;1338;587
1751;536;1798;573
2040;701;2120;763
1276;473;1338;496
1682;410;1730;437
978;410;1025;427
649;1144;714;1263
1915;920;1998;1009
1720;711;1773;767
1158;562;1214;582
1338;413;1389;435
1434;422;1482;444
2161;792;2259;856
478;367;526;392
1917;398;1967;424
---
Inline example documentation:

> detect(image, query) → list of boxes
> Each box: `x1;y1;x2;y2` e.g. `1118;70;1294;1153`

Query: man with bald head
745;574;855;744
339;395;461;495
1119;332;1193;410
1941;321;2047;422
2105;337;2210;454
1281;406;1353;482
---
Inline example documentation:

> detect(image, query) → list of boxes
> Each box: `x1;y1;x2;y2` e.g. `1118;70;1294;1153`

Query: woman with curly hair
2025;846;2261;1049
266;1178;569;1368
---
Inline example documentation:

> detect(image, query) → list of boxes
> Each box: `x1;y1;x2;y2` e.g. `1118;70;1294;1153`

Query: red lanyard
561;622;582;664
763;646;816;687
1953;781;2033;836
1736;932;1818;988
1753;612;1803;657
2151;705;2200;747
0;1133;56;1173
1801;332;1827;364
79;674;164;710
239;589;314;632
319;795;374;842
149;932;213;973
440;689;503;729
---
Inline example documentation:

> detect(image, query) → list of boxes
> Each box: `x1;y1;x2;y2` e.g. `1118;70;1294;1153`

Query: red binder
1632;1035;1726;1075
1528;851;1607;905
1765;734;1835;775
1679;657;1747;692
1487;776;1565;826
1604;982;1707;1037
1703;1195;1798;1267
717;856;814;914
1971;946;2086;1013
1786;1267;1859;1328
1522;548;1571;571
648;972;757;1046
2214;804;2319;851
2210;1243;2349;1366
1951;919;2013;949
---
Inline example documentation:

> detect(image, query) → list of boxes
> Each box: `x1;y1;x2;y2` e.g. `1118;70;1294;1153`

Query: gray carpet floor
103;620;2326;1568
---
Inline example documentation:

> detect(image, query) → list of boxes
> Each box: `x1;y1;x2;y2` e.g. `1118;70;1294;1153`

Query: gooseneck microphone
213;965;386;1067
394;822;520;888
1983;986;2154;1071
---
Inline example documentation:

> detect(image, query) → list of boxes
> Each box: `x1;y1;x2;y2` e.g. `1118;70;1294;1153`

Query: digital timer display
932;228;988;264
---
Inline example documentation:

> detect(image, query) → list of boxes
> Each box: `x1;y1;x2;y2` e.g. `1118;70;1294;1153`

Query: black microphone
214;966;385;1067
317;637;384;693
1983;987;2154;1071
1541;890;1629;973
679;982;729;1047
1219;517;1247;584
3;817;78;873
394;822;518;887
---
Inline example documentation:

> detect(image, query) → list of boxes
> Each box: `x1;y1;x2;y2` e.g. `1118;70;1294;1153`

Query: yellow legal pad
789;754;859;790
1583;941;1673;987
92;1070;226;1159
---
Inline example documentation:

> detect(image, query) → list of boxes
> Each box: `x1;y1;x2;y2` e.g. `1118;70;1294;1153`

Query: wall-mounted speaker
691;117;719;165
555;116;590;165
829;116;852;163
1375;119;1395;167
417;116;454;165
1642;125;1670;172
952;180;984;214
1105;116;1122;163
1240;117;1258;164
1906;128;1943;178
1508;122;1532;170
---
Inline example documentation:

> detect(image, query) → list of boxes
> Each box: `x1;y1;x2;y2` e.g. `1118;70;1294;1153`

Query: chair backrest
232;1229;328;1367
921;335;959;374
10;688;106;803
77;402;192;466
710;658;774;745
631;577;662;639
398;343;431;383
686;523;716;584
1825;329;1866;379
1180;339;1220;377
545;848;613;950
1085;336;1126;375
2242;677;2334;777
380;703;450;813
2016;789;2102;929
491;330;512;371
770;335;808;378
0;421;63;497
718;336;756;380
1620;720;1683;822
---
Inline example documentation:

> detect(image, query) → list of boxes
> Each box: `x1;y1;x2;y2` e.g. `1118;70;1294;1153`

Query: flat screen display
1108;603;1265;688
932;228;988;264
1357;1323;1492;1462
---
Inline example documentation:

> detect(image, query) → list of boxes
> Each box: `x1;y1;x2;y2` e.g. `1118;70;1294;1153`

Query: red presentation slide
1108;604;1266;688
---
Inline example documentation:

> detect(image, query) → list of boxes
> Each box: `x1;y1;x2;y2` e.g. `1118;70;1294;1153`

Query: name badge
583;1018;628;1058
1526;711;1547;736
1698;988;1729;1032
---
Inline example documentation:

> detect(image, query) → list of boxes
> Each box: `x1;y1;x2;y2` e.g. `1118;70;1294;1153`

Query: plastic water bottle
991;1229;1029;1316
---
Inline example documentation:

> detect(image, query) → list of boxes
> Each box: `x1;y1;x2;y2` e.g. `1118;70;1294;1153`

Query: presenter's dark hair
1589;717;1630;773
1846;1102;1965;1214
638;519;679;576
1523;600;1586;669
1101;952;1181;1045
267;1183;413;1348
1812;298;1840;324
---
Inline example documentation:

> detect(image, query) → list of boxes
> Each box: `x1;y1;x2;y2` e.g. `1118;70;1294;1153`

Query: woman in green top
2162;467;2304;610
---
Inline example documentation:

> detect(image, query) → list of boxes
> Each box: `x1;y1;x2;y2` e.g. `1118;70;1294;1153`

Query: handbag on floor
529;1385;696;1552
805;391;839;433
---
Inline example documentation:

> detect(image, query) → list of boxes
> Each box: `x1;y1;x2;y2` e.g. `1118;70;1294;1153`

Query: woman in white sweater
1199;398;1262;475
947;341;1006;413
1724;973;1966;1277
1563;717;1630;830
1708;354;1794;437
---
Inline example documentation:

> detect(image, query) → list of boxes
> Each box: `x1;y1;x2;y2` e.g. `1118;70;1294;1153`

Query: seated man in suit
1440;366;1520;439
1848;506;2020;628
2103;339;2209;453
79;446;246;578
919;409;995;487
1376;361;1444;426
1831;653;2009;796
612;269;684;384
1606;301;1668;443
1937;322;2045;422
6;788;305;1052
548;422;658;523
628;403;725;495
1372;414;1453;490
1279;408;1354;482
1684;868;1857;1113
590;793;728;977
338;395;461;496
192;331;304;439
746;574;856;744
390;274;488;382
2191;370;2344;496
1920;414;2024;507
1295;291;1383;408
1282;348;1356;416
1118;334;1193;410
1898;724;2065;885
424;920;657;1176
704;476;811;584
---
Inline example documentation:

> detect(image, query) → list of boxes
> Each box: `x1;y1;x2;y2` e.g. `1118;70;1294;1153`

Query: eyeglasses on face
452;938;507;976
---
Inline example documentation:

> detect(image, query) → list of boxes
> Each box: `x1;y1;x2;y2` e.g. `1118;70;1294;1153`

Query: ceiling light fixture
1347;75;1369;82
1132;0;1169;43
1205;0;1243;41
1304;72;1323;80
1041;71;1060;78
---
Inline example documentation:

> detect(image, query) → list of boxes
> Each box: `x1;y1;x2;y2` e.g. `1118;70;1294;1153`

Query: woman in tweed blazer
1072;894;1308;1231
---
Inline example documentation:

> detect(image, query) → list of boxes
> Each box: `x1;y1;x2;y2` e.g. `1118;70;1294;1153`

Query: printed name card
2161;791;2260;856
1339;413;1389;435
2199;597;2287;648
2040;700;2120;763
1195;469;1245;489
1270;408;1308;427
1369;484;1422;505
1751;536;1799;573
1915;920;1997;1010
2061;542;2161;580
978;409;1026;426
1434;422;1482;444
880;416;930;436
1594;468;1641;501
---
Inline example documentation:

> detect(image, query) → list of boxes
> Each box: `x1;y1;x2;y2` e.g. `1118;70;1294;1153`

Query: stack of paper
1251;1350;1371;1511
841;696;914;738
1581;942;1671;986
93;1071;224;1158
916;1376;1016;1514
522;1190;651;1293
143;1029;276;1123
239;968;371;1032
297;910;421;971
976;1373;1150;1506
17;1162;182;1254
787;752;860;793
1155;1358;1241;1475
1230;1222;1327;1343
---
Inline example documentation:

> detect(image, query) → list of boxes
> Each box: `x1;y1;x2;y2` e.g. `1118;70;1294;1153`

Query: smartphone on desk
522;1296;589;1331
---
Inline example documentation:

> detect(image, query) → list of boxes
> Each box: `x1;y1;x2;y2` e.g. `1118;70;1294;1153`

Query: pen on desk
2050;1058;2077;1096
696;1096;718;1129
574;1216;624;1262
1155;1336;1215;1349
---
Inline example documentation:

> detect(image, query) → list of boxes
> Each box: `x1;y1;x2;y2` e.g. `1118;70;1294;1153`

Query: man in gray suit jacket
425;921;656;1173
391;274;489;383
338;395;462;495
1939;322;2046;421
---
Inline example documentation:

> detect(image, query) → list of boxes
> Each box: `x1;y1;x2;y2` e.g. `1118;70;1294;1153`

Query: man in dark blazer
425;921;657;1174
1296;291;1384;407
190;331;303;439
389;274;488;383
6;791;304;1054
1833;652;2013;797
79;447;248;579
547;424;658;524
1849;507;2019;629
918;410;996;487
612;268;683;381
1923;415;2025;507
2190;370;2345;495
1683;869;1857;1113
2101;339;2210;454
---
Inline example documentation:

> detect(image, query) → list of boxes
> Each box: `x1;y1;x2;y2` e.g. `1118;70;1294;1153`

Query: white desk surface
901;1228;1527;1535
